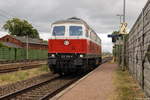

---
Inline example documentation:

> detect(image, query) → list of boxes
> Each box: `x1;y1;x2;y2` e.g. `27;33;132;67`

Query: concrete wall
127;0;150;96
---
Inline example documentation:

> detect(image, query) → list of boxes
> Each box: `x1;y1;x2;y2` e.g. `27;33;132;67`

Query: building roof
1;42;22;48
10;35;48;45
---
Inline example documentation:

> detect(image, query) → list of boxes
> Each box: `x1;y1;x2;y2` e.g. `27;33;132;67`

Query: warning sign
119;23;128;34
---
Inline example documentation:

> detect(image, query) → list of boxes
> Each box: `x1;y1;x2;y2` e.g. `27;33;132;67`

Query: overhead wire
0;9;16;18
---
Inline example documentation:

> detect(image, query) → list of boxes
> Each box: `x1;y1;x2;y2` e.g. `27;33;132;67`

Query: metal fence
126;0;150;96
0;47;48;61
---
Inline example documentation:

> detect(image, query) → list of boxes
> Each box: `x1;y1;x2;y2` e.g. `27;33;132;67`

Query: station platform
51;63;118;100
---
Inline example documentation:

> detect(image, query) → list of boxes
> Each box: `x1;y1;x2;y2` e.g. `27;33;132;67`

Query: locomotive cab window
52;26;65;36
69;26;83;36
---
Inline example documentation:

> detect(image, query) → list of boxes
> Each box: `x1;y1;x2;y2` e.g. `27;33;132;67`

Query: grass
114;68;145;100
0;65;50;86
39;65;50;72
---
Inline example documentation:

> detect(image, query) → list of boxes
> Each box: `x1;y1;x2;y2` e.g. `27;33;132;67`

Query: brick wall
0;35;23;47
23;43;48;50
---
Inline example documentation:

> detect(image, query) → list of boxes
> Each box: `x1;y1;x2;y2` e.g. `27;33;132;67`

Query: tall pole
116;14;123;64
122;0;126;70
26;35;29;59
123;0;126;23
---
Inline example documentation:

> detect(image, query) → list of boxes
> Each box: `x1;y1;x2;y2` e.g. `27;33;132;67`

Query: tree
3;18;39;38
112;31;119;34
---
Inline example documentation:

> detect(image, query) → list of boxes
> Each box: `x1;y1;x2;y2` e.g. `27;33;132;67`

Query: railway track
0;57;111;74
0;60;47;74
0;59;47;64
0;57;112;100
0;75;79;100
0;64;45;74
102;57;112;63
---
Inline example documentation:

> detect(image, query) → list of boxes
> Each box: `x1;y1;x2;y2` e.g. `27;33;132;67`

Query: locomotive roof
53;17;95;32
53;17;89;27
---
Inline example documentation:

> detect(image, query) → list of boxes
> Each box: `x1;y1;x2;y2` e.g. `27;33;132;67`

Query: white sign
119;23;128;34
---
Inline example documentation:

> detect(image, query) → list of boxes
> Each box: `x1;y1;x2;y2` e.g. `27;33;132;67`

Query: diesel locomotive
48;17;102;75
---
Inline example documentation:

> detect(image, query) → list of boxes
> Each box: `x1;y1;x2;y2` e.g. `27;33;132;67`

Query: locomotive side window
85;29;89;37
53;26;65;36
69;26;83;36
90;31;97;42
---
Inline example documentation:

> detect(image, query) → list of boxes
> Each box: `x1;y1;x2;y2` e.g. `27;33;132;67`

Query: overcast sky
0;0;148;52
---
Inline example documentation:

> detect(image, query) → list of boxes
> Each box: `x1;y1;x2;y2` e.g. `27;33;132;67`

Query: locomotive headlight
51;54;55;57
64;40;70;45
80;55;84;58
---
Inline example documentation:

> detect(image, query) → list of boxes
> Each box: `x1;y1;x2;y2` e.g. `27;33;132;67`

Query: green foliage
124;34;129;41
0;42;5;47
3;18;39;38
43;40;48;43
0;42;8;48
0;67;49;86
112;31;129;41
102;52;112;57
0;71;29;82
112;31;119;35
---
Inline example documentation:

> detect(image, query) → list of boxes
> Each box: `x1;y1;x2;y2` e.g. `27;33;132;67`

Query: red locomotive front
48;17;102;75
48;39;87;54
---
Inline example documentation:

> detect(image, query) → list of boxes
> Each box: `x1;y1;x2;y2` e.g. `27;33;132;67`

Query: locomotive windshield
69;26;83;36
53;26;65;36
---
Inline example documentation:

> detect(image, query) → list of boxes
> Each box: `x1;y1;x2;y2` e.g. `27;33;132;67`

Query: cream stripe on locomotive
49;23;101;46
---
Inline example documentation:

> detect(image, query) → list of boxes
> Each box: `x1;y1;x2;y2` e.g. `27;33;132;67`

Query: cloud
98;33;113;53
0;0;148;52
0;31;8;37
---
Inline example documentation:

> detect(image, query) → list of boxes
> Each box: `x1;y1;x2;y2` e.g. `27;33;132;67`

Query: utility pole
26;35;29;59
123;0;126;23
116;14;123;64
121;0;126;70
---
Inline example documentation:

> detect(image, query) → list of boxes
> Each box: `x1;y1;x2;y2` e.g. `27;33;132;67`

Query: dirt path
57;63;118;100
